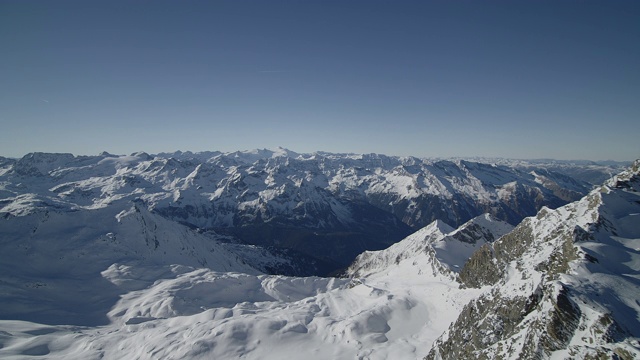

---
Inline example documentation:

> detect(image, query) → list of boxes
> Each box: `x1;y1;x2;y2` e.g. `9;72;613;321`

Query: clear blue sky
1;0;638;160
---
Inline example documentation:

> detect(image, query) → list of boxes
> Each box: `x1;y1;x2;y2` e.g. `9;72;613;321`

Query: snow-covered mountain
0;159;638;359
0;149;594;271
346;214;514;279
436;157;629;186
427;160;640;359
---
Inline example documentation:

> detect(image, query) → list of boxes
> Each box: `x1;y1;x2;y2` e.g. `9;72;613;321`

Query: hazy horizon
1;146;635;163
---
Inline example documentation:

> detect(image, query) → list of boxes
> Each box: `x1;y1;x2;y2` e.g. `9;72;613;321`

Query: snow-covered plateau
0;150;637;359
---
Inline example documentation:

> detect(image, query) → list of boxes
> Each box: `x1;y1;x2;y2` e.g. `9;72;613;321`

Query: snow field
0;264;478;359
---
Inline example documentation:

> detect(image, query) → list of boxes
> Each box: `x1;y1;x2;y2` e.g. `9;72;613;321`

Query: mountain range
0;150;637;359
0;149;624;274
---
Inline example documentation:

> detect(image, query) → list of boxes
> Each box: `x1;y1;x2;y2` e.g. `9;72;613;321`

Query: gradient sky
1;0;639;160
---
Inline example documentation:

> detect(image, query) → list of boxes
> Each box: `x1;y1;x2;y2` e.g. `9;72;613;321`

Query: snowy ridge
346;219;456;280
434;214;514;271
428;160;640;359
347;214;514;279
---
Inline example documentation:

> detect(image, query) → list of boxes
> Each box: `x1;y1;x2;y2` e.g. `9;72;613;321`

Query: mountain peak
129;151;152;160
425;219;456;235
450;213;515;244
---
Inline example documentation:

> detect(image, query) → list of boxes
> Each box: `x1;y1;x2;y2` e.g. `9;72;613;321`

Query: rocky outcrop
425;284;579;360
457;243;502;288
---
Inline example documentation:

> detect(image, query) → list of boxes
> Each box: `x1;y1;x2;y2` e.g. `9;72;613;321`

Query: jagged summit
448;213;514;244
433;214;515;272
424;218;456;236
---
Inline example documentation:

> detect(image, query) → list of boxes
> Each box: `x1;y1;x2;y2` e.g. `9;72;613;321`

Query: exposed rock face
457;243;502;288
426;285;578;360
427;160;640;359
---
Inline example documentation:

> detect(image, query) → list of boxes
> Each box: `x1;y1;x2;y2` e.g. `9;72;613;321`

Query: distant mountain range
0;149;625;273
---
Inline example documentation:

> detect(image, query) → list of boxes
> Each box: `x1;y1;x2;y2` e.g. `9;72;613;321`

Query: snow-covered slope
428;160;640;359
0;200;260;326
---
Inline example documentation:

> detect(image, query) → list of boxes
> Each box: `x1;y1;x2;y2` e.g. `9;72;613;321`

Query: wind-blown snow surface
0;268;457;360
8;265;465;360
